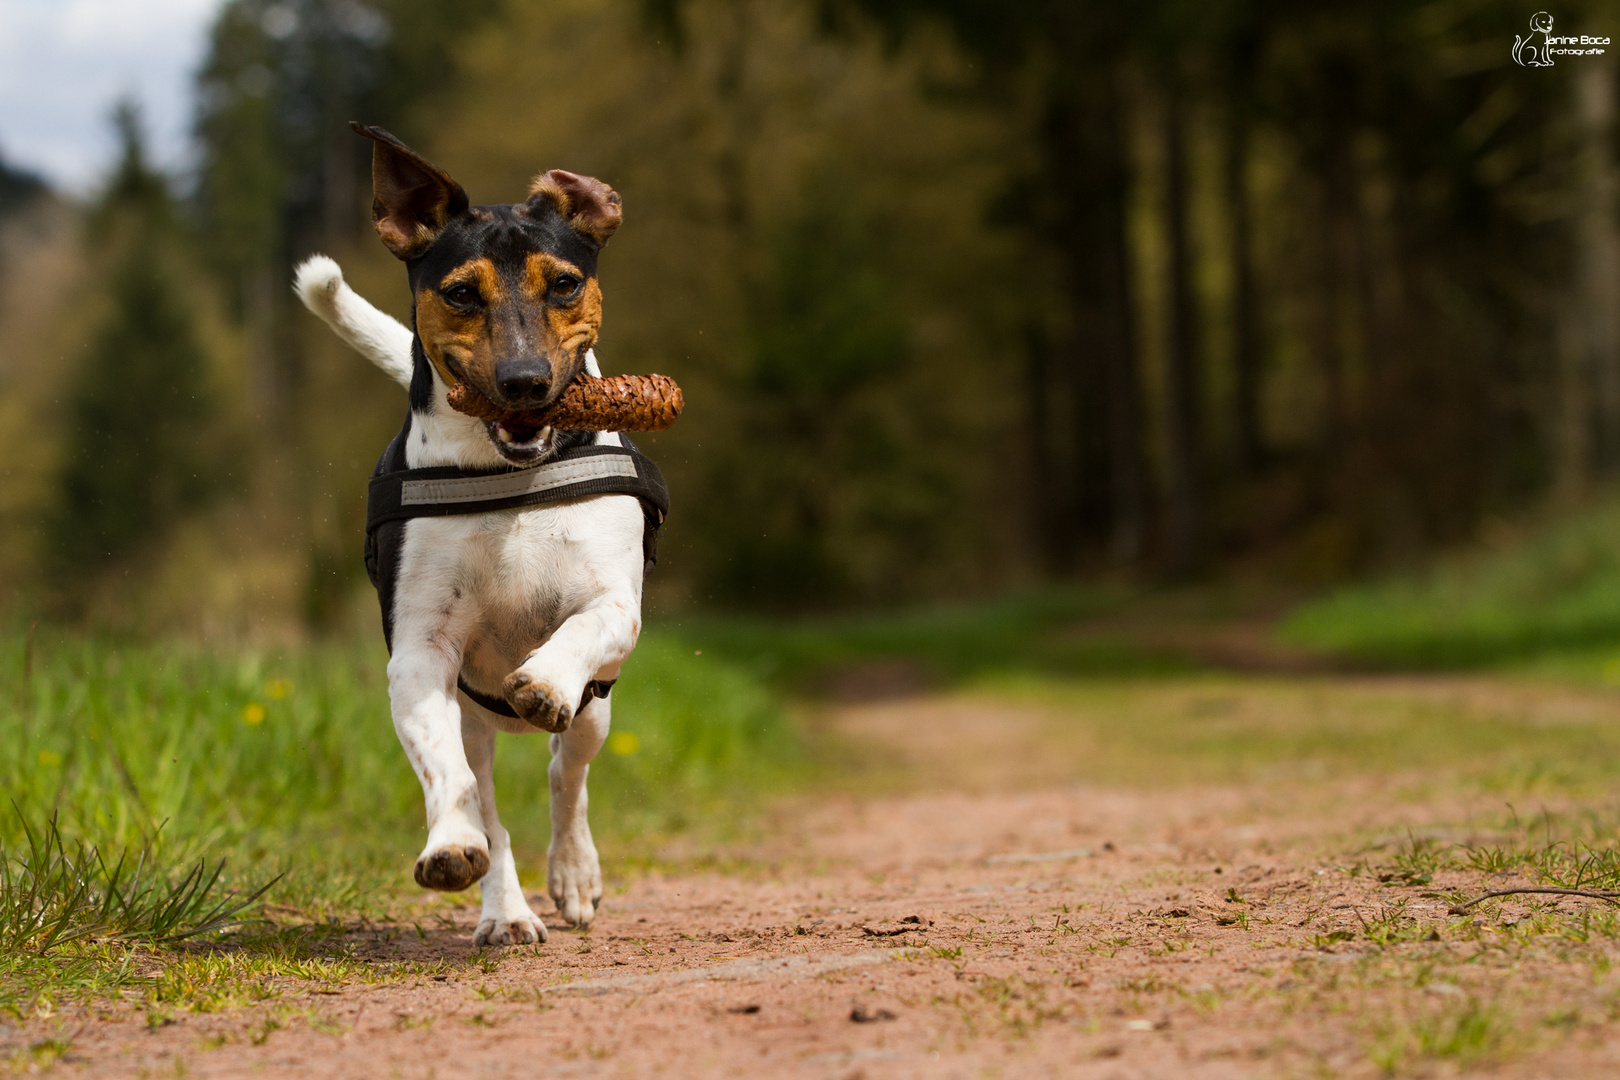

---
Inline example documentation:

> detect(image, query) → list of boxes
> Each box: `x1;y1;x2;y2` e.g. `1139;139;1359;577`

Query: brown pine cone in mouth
444;373;684;432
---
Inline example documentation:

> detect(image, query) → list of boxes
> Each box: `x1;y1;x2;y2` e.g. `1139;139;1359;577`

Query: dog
294;124;654;946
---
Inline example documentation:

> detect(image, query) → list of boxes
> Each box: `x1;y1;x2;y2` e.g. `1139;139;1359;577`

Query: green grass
1381;804;1620;893
0;815;268;955
3;626;801;864
667;583;1190;692
0;623;804;1017
972;671;1620;791
15;512;1620;1027
1369;999;1515;1075
1280;495;1620;669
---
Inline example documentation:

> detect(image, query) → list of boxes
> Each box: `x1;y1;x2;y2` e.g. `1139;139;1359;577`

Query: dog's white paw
473;909;548;947
548;840;602;927
503;670;575;733
293;254;343;306
414;820;490;892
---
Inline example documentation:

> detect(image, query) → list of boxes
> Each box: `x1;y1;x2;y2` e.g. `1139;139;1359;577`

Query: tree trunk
1022;320;1067;570
244;262;280;426
1225;99;1264;473
1554;303;1594;505
1573;56;1620;478
1312;154;1356;470
1162;67;1203;576
1039;68;1148;566
1098;98;1146;566
322;104;357;245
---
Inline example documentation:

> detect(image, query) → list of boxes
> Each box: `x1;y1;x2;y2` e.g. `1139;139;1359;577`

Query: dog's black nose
495;359;552;403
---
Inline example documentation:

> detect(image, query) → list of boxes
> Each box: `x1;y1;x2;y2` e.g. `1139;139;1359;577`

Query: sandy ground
13;690;1620;1078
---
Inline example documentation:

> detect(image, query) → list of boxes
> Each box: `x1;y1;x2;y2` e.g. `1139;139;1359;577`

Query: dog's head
353;123;622;464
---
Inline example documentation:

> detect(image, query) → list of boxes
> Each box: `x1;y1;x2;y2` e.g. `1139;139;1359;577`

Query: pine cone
444;373;684;432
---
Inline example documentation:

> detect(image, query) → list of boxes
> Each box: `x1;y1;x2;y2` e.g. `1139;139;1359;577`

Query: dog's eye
551;275;581;300
443;284;481;308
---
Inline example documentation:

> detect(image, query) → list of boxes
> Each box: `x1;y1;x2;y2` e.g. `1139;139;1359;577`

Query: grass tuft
1369;999;1515;1074
0;811;269;954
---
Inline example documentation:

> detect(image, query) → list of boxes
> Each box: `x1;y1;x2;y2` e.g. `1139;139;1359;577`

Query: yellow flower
37;750;62;767
242;703;267;726
607;731;640;756
267;678;292;700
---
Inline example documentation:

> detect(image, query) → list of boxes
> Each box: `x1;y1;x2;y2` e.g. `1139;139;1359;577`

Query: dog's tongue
500;418;542;443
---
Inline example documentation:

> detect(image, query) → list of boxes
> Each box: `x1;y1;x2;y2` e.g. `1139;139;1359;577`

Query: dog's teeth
494;422;547;452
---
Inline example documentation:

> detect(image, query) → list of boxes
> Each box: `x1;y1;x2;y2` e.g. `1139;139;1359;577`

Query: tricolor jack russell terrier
295;124;667;947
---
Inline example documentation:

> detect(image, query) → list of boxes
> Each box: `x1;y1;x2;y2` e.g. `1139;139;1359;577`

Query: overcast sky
0;0;228;193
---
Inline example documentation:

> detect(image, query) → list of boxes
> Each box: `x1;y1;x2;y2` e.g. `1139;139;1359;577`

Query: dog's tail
294;255;414;389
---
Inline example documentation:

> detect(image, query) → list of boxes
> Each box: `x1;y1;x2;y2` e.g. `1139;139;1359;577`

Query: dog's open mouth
486;417;555;464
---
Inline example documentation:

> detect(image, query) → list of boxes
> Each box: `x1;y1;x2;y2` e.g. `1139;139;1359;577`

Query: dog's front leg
502;590;641;734
388;639;490;892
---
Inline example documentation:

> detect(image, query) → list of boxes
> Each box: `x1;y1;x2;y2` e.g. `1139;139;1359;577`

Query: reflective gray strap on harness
364;442;669;722
367;444;668;533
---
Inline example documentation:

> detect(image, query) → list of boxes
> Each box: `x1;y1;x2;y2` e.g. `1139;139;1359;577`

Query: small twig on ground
1447;887;1620;914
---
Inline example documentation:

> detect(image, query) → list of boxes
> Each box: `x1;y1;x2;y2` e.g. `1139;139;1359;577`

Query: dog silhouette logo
1514;11;1556;66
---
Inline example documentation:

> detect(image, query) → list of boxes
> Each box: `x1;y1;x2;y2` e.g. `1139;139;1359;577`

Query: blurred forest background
2;0;1618;634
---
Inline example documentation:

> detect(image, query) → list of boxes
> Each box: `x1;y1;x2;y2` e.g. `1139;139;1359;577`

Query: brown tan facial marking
414;257;507;392
523;252;603;388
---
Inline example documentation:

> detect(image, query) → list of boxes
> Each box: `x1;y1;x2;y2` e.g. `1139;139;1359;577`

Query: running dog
294;125;661;946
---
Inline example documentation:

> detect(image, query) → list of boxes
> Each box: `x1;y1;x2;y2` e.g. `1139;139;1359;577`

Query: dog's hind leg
462;708;548;946
547;692;610;927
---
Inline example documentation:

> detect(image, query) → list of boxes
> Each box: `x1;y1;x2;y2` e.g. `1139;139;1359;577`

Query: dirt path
17;689;1620;1078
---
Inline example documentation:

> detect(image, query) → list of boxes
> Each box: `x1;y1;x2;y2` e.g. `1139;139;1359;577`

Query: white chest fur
392;494;645;721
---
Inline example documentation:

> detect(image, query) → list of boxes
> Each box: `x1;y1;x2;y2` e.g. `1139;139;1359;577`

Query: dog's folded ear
526;170;623;247
351;122;469;260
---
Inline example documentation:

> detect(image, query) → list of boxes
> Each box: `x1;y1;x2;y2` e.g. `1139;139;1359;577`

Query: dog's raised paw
413;845;490;892
503;671;574;733
293;254;343;304
473;913;548;947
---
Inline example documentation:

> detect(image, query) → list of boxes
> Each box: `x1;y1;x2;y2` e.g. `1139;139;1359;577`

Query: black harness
364;419;669;720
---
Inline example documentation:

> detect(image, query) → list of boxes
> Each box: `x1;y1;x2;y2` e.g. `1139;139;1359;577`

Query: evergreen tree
0;146;46;219
705;175;914;607
189;0;503;628
46;105;217;590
